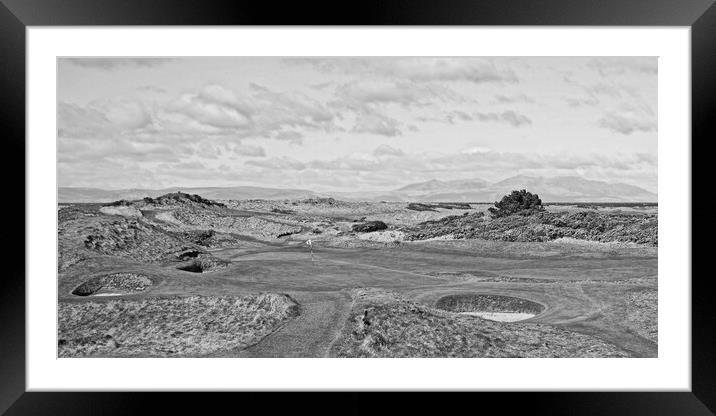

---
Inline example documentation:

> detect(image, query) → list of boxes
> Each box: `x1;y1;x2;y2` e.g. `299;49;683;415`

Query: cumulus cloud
328;79;469;135
373;144;405;158
473;110;532;127
565;97;600;107
137;85;167;94
461;146;492;155
352;112;402;137
57;81;344;175
157;83;338;139
58;100;153;138
336;80;434;106
493;94;535;104
419;110;531;127
245;157;307;170
58;138;184;164
274;131;304;144
445;111;474;124
168;88;252;130
64;58;175;70
285;57;519;84
585;82;624;98
587;57;657;77
234;144;266;157
598;111;657;135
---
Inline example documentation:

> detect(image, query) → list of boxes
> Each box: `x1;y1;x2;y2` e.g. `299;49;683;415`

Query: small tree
488;189;544;218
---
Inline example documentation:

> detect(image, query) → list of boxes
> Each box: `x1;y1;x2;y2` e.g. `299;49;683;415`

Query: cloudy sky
57;57;657;192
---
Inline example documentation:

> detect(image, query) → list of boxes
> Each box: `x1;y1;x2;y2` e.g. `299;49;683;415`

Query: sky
57;57;657;193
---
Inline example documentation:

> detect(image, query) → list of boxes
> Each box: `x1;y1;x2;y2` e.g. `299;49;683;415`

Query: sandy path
236;291;353;358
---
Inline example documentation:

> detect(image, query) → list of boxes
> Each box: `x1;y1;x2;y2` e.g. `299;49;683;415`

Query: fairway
58;234;657;357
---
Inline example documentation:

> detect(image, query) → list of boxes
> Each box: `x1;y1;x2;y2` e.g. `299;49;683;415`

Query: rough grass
171;208;301;239
405;210;657;246
329;289;628;358
602;287;657;343
81;216;188;262
58;293;300;357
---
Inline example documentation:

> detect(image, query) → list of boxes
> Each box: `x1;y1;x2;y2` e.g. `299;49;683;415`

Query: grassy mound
58;293;300;357
141;192;226;207
406;210;657;246
329;289;628;358
82;217;189;262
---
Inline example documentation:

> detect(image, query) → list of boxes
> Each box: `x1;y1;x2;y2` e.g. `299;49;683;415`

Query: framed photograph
4;0;713;413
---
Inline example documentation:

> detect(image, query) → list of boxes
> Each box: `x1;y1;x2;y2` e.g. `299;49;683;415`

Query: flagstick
307;239;314;264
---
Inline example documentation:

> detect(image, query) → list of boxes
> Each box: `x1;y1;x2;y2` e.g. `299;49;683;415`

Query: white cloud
598;111;657;135
168;89;252;130
473;110;532;127
63;58;175;70
234;144;266;157
245;157;307;170
373;144;405;158
351;112;402;137
287;57;519;84
274;131;304;144
493;94;535;104
587;57;657;77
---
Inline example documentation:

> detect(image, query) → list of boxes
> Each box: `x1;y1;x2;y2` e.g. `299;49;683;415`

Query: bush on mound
352;221;388;233
142;192;225;207
488;189;544;218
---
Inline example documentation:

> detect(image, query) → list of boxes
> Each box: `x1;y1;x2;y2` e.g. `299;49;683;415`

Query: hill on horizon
59;175;656;204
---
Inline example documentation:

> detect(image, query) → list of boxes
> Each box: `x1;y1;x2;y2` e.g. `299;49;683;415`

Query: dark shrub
106;199;132;207
352;221;388;233
488;189;544;218
406;203;437;212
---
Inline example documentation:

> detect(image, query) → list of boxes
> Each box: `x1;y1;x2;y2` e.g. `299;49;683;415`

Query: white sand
459;311;536;322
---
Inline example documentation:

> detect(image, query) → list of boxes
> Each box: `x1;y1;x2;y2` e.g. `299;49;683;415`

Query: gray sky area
58;57;657;192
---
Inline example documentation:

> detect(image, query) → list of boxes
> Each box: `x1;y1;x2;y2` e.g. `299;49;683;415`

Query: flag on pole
306;239;314;262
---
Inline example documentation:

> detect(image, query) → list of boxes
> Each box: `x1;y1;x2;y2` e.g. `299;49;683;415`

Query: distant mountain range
58;186;317;204
382;175;656;203
59;175;657;203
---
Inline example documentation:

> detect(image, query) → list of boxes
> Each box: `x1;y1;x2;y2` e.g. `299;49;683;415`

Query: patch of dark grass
352;221;388;233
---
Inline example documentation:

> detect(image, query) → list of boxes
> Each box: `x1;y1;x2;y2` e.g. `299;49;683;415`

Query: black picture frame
2;0;713;414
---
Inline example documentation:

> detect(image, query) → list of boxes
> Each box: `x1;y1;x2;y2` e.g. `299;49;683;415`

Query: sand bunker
436;293;545;322
72;273;152;297
459;311;537;322
177;256;229;273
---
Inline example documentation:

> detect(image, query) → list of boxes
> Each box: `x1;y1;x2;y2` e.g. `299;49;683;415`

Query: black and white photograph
56;56;658;359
